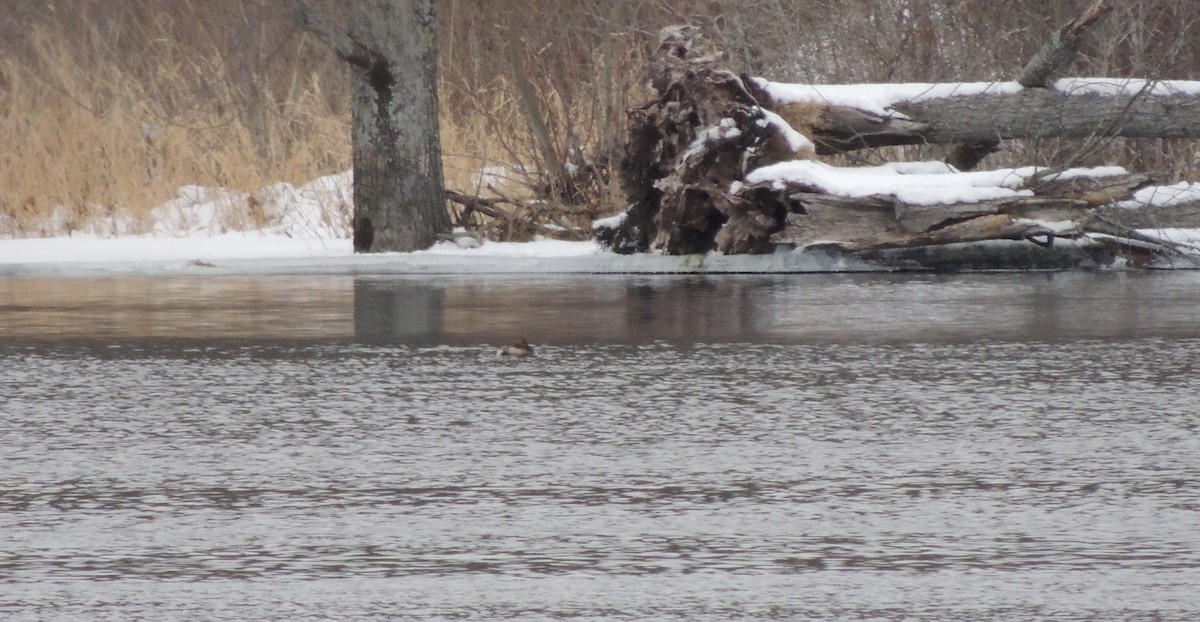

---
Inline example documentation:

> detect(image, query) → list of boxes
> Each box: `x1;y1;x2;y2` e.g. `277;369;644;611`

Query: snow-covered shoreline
7;228;1200;277
0;234;888;277
4;151;1198;277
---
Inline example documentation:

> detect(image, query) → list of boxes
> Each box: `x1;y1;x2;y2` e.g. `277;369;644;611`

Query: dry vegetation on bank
2;0;1198;238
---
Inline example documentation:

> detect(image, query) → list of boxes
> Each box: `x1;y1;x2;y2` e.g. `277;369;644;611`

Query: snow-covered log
594;25;1200;268
745;0;1200;158
751;79;1200;156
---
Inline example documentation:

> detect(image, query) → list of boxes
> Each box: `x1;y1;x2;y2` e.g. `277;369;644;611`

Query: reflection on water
0;276;353;340
2;272;1200;620
4;271;1200;344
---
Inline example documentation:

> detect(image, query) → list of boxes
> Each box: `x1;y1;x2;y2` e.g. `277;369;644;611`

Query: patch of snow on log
752;78;1023;116
1039;166;1130;181
591;211;628;230
1119;183;1200;209
1133;228;1200;248
757;108;816;153
879;161;960;175
746;160;1033;204
754;77;1200;117
744;160;1036;205
745;162;1139;207
1054;78;1200;97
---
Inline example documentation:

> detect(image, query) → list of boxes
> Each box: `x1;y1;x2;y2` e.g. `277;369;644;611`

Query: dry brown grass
0;16;350;237
3;0;1197;239
0;10;631;239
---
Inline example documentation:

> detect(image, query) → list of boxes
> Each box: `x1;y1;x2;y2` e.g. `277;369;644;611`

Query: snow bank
152;171;352;238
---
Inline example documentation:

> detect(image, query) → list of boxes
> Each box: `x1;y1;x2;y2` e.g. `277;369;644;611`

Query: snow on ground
0;233;886;276
4;157;1199;275
0;162;874;274
152;171;352;239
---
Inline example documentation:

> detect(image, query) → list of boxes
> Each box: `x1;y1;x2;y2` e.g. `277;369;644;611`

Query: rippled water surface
2;273;1200;620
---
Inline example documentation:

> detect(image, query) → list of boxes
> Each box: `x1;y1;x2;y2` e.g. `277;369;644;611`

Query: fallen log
748;3;1187;158
754;83;1200;155
761;187;1088;250
594;25;1200;269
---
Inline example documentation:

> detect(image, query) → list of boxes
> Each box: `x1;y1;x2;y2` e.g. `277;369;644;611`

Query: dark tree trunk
347;0;449;252
297;0;450;253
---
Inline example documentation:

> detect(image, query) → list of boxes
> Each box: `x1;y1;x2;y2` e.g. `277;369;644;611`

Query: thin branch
1082;213;1200;266
1027;80;1158;187
445;190;505;219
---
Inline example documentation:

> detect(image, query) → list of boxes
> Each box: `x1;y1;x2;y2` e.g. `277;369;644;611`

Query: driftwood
767;192;1084;250
599;26;811;255
445;187;587;241
595;15;1200;269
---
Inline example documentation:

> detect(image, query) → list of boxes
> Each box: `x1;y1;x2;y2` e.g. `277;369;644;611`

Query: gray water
2;272;1199;620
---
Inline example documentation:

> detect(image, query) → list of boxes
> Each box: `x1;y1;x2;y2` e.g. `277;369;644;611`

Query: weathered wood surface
1093;201;1200;229
1027;172;1153;204
943;0;1111;170
764;189;1088;250
776;90;1200;155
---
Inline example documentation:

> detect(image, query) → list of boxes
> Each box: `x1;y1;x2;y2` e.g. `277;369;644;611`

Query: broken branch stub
1019;0;1113;88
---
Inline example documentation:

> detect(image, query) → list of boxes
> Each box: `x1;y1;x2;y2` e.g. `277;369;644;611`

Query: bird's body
499;338;534;357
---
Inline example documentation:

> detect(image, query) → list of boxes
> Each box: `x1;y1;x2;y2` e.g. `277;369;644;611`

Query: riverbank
6;229;1200;277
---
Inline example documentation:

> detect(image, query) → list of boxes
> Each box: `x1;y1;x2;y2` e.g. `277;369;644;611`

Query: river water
2;272;1199;620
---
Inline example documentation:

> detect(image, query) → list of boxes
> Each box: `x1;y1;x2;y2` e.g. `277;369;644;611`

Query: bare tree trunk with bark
296;0;450;253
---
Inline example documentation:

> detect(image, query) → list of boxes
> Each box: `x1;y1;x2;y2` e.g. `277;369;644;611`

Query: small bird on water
498;338;534;357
